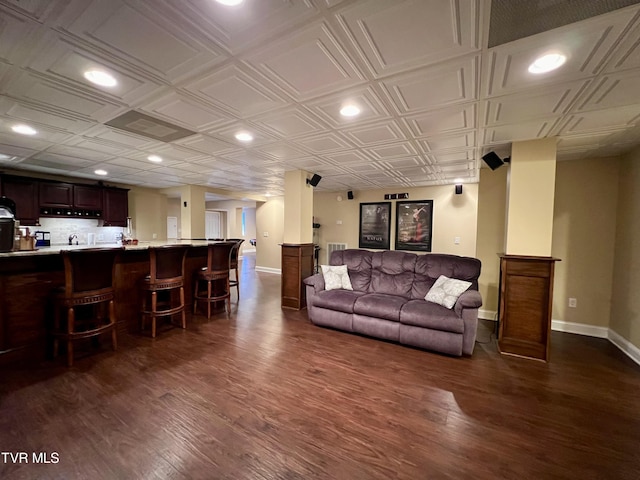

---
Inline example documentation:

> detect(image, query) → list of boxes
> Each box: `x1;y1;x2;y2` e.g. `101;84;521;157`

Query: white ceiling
0;0;639;197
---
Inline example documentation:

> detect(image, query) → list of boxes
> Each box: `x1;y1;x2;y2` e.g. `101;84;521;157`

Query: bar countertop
0;239;213;258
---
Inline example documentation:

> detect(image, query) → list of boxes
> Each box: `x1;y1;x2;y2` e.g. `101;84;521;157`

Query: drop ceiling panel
557;104;640;135
46;144;119;162
250;108;327;139
404;104;477;137
59;0;225;81
0;6;42;64
335;0;480;77
484;118;560;144
80;125;164;149
485;9;638;98
246;22;365;100
605;11;640;72
381;56;479;114
174;134;237;156
253;143;309;161
341;121;405;146
142;92;230;131
0;97;95;134
184;65;286;118
364;142;418;160
484;81;591;126
295;132;352;153
420;131;476;153
306;86;390;127
574;70;640;112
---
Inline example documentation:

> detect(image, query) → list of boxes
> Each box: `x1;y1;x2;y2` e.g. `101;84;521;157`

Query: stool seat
193;241;236;318
51;247;122;366
140;245;189;337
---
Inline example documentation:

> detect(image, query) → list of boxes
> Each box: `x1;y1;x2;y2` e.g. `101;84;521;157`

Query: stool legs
180;287;186;329
151;291;157;338
109;300;117;351
67;307;74;367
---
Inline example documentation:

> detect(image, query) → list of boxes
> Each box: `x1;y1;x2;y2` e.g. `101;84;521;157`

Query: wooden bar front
281;243;314;310
498;254;560;362
0;245;208;366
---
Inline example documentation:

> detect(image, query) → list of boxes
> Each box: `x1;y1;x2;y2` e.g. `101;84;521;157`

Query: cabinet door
103;188;128;226
73;185;103;210
1;176;39;225
39;182;73;207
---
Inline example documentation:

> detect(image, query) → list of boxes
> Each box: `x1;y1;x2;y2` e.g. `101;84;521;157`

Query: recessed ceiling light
11;124;37;135
148;155;163;163
84;69;118;87
235;132;253;142
215;0;244;5
94;169;108;176
528;53;566;74
340;105;361;117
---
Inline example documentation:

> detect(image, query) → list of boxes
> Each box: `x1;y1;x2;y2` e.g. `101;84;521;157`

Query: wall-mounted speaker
482;151;505;170
347;190;354;200
306;174;322;187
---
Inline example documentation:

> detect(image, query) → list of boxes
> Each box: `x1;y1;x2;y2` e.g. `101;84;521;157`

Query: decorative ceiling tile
295;132;352;153
556;104;640;136
0;97;95;134
404;104;477;137
305;86;390;127
141;92;230;131
364;142;418;160
245;22;365;100
251;107;327;139
483;118;561;144
335;0;480;77
574;70;640;112
341;120;406;147
420;131;476;153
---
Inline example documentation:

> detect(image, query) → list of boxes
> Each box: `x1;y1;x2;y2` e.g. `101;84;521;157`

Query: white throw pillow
321;264;353;291
425;275;472;309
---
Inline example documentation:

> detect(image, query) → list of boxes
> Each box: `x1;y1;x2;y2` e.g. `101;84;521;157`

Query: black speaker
306;174;322;187
455;184;463;195
347;190;354;200
482;151;504;170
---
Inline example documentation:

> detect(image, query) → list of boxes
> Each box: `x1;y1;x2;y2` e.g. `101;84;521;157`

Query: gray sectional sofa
303;249;483;356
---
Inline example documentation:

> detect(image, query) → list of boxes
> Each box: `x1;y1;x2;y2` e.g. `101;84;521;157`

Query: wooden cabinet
281;243;315;310
39;181;73;208
103;187;129;227
73;185;103;210
498;255;560;361
1;175;39;225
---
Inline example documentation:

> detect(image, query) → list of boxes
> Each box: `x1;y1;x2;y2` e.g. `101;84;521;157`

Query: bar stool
193;241;236;318
51;247;122;367
140;245;190;338
226;238;245;300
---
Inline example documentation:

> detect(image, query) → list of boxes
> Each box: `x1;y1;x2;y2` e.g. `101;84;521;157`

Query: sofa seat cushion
313;289;367;314
400;299;464;334
353;293;408;322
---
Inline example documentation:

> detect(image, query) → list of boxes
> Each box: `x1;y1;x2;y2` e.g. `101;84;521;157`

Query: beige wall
476;168;508;314
283;170;313;244
313;184;479;264
127;186;168;241
610;147;640;349
255;196;284;271
506;138;557;256
551;158;619;326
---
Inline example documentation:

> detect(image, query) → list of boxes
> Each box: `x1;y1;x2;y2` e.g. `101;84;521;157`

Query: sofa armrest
454;290;482;316
303;273;325;293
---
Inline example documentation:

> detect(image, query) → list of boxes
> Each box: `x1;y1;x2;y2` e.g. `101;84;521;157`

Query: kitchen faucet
68;234;78;245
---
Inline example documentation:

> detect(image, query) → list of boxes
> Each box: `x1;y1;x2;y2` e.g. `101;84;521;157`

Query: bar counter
0;241;211;366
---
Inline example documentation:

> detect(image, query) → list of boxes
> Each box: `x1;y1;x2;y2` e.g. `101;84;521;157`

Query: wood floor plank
1;253;639;479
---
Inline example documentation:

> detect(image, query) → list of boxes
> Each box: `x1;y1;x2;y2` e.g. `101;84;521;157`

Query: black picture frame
359;202;391;250
395;200;433;252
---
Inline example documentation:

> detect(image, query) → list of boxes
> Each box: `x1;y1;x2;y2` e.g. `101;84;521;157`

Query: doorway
205;211;223;239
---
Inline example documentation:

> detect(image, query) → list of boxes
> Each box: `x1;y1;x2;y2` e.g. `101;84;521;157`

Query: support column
499;138;560;361
281;170;314;309
180;185;206;240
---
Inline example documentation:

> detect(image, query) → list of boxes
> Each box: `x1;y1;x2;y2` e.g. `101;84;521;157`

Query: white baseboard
255;266;281;275
551;320;609;338
477;312;639;366
478;309;497;321
608;329;640;367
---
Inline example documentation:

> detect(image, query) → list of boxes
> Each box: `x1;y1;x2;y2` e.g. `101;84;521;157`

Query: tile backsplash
22;218;125;245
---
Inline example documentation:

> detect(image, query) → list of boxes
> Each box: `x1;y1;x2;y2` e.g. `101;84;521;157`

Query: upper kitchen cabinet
0;175;39;225
73;184;103;210
39;181;73;209
102;187;129;227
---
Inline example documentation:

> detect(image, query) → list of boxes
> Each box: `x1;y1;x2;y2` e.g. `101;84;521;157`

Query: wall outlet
152;233;157;239
97;234;104;241
336;220;343;225
568;297;577;308
263;232;269;237
454;236;461;245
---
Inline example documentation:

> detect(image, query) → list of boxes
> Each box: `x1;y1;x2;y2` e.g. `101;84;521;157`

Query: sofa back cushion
330;249;373;292
370;251;416;298
331;249;481;300
412;254;481;299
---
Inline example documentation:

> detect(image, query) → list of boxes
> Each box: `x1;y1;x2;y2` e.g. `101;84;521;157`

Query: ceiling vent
105;110;196;142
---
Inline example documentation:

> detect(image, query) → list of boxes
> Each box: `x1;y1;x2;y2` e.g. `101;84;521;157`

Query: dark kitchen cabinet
39;181;73;208
0;175;39;225
103;188;128;226
73;185;103;210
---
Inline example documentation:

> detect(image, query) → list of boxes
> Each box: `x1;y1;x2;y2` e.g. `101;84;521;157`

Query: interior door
205;211;221;239
167;216;178;239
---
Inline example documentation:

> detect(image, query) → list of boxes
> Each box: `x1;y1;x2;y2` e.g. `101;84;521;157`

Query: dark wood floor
1;253;639;480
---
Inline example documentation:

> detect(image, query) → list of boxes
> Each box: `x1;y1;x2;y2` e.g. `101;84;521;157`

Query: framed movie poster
395;200;433;252
359;202;391;250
